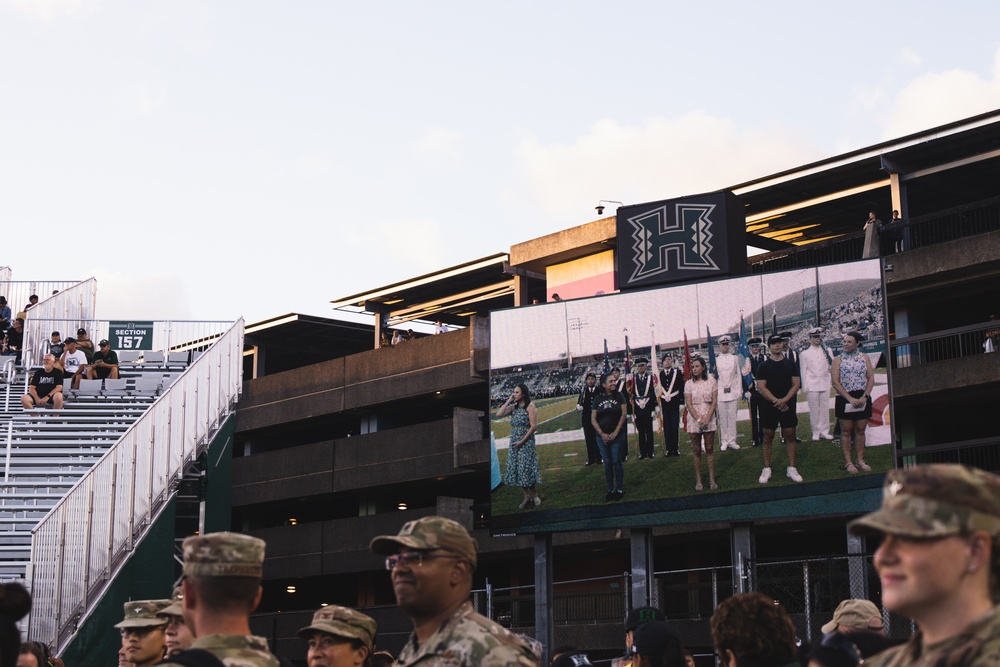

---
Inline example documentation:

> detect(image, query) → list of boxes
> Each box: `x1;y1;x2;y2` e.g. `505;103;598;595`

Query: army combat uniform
865;609;1000;667
395;600;538;667
157;532;280;667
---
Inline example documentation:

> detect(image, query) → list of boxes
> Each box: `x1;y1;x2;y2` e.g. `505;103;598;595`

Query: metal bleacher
0;353;190;581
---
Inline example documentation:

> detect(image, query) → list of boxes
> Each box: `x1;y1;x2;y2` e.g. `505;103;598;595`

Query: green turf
491;400;893;517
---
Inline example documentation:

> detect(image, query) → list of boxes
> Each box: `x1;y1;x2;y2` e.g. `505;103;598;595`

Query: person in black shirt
21;354;64;410
755;335;803;484
591;372;627;501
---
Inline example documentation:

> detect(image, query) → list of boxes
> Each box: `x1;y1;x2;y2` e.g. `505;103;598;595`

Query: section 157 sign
616;190;746;291
108;321;154;350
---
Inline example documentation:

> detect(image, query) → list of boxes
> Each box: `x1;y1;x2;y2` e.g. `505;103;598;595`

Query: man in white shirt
715;335;742;451
59;337;89;389
798;327;834;440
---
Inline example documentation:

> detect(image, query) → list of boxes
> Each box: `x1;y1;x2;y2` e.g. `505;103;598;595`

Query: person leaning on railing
984;315;999;354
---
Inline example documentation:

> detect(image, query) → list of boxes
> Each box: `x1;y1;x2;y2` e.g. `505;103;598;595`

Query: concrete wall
885;229;1000;295
236;327;483;432
893;351;1000;398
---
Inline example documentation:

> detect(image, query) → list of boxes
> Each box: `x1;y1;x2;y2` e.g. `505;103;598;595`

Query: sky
2;1;999;325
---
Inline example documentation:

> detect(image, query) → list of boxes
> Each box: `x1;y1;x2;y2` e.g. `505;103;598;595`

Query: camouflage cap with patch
156;585;184;618
114;599;171;629
369;515;478;569
182;532;265;578
850;464;1000;538
297;605;377;650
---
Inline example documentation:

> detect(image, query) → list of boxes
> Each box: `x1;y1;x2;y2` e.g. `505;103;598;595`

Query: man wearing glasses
114;600;170;667
370;516;538;667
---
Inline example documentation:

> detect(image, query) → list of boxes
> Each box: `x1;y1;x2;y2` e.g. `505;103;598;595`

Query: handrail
22;279;98;370
26;319;245;652
888;319;999;369
896;436;1000;458
889;319;999;346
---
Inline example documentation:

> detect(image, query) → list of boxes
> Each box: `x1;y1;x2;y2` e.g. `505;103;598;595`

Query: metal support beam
630;528;654;609
847;526;868;599
534;533;553;666
730;522;755;594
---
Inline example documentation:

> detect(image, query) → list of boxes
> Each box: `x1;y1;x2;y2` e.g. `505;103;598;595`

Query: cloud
87;269;194;320
408;127;463;165
896;47;923;68
882;47;1000;138
515;112;820;217
340;216;446;277
1;0;89;21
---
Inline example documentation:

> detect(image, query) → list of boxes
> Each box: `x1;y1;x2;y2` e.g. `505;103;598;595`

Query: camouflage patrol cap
182;531;265;578
849;464;1000;538
297;605;377;651
156;586;184;618
114;599;171;629
369;515;478;569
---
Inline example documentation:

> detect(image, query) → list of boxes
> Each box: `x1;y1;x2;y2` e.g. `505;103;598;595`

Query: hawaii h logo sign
615;190;745;290
627;203;719;283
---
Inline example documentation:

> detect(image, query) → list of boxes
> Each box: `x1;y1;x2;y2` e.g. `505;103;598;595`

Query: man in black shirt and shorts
755;335;803;484
21;354;64;411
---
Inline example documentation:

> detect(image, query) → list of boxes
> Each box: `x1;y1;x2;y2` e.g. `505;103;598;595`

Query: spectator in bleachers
391;330;404;345
21;354;64;411
23;295;38;311
59;337;88;389
75;327;96;363
2;318;24;364
0;297;10;334
87;339;119;381
1;583;30;667
48;331;65;361
435;321;448;334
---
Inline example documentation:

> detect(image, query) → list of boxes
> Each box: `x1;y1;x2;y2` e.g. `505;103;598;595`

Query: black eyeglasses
385;551;460;570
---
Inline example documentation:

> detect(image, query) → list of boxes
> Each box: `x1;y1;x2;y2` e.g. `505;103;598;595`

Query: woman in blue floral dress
496;383;541;509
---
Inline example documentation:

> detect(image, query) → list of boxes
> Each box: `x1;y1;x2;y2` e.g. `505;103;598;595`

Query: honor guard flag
706;325;718;379
602;339;611;375
683;329;692;381
738;315;755;392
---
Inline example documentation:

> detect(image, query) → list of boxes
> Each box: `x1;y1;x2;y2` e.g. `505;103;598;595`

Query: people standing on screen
657;354;684;457
613;367;631;462
831;331;875;474
714;336;742;451
496;383;542;510
629;358;658;459
862;211;882;259
577;372;602;466
800;327;834;441
684;356;718;491
592;372;627;501
849;464;1000;667
755;335;803;484
747;338;765;448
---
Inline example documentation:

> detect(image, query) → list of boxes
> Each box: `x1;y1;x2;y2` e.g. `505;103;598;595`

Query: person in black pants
657;354;684;456
630;358;658;459
747;338;765;448
576;373;602;466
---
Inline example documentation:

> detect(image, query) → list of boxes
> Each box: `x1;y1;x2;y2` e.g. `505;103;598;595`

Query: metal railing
889;319;1000;369
0;278;84;321
22;279;98;369
26;319;245;652
749;195;1000;273
896;437;1000;471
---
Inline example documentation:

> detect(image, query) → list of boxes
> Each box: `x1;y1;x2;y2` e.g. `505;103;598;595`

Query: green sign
108;321;154;351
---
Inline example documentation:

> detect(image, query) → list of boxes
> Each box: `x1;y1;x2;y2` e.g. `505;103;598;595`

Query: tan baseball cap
369;515;477;569
115;599;171;629
156;586;184;618
298;605;377;651
849;464;1000;539
820;599;883;634
182;532;265;578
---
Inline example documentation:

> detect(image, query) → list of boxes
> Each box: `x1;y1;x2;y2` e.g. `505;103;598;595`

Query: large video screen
489;259;891;534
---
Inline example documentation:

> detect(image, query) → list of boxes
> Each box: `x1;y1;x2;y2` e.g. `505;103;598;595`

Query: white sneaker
729;442;740;450
822;433;834;440
812;433;820;441
720;442;728;451
787;466;803;483
759;467;772;484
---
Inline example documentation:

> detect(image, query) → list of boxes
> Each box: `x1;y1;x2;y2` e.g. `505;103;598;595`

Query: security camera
596;205;605;215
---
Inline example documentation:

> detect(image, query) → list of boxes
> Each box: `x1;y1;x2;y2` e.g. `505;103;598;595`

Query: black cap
779;331;793;339
632;620;682;657
65;337;77;344
99;339;110;346
767;335;784;345
748;337;762;345
77;328;87;335
625;606;666;632
552;654;593;667
635;357;648;365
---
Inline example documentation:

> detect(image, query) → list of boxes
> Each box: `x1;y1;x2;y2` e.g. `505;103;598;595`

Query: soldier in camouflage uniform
849;464;1000;667
298;605;377;667
157;532;280;667
156;585;194;657
370;515;539;667
114;599;170;667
